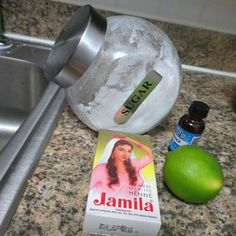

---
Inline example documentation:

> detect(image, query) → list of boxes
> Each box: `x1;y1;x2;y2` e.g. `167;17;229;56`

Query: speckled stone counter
2;0;236;235
5;72;236;236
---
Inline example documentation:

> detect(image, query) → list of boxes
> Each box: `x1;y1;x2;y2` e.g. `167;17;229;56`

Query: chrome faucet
0;0;5;42
0;1;12;51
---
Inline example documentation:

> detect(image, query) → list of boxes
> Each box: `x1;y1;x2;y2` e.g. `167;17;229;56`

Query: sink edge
0;33;66;234
0;84;66;235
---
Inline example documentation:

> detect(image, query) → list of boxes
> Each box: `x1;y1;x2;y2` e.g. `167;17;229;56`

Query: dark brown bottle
168;101;210;151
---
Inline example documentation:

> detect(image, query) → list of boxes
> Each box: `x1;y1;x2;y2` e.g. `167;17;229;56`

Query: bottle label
168;124;202;151
113;70;162;125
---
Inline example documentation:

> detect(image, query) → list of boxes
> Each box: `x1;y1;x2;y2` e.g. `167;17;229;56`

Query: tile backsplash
53;0;236;35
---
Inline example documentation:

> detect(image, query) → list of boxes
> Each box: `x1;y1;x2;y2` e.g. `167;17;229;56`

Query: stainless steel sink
0;33;66;235
0;57;48;150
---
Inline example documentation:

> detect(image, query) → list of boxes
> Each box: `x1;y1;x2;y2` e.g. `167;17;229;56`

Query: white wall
53;0;236;35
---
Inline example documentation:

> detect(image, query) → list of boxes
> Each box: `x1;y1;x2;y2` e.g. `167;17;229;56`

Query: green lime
163;145;223;203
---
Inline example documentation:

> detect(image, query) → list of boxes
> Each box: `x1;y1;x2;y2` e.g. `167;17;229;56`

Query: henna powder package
83;129;161;235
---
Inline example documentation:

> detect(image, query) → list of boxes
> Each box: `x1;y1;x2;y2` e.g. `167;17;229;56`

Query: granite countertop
2;0;236;235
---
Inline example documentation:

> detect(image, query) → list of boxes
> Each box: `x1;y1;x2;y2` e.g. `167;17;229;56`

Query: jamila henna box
83;129;161;235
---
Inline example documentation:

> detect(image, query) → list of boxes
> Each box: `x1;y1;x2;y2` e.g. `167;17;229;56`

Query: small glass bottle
168;101;210;151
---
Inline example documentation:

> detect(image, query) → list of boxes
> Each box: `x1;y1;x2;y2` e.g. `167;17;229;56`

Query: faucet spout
0;2;13;52
0;0;4;41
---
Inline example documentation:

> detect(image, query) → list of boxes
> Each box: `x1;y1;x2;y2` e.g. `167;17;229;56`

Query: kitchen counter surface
5;71;236;236
2;0;236;235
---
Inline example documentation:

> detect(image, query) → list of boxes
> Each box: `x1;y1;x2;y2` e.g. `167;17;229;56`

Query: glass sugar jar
45;5;182;134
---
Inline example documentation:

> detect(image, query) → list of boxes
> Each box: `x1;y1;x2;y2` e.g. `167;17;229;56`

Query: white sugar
66;16;181;133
